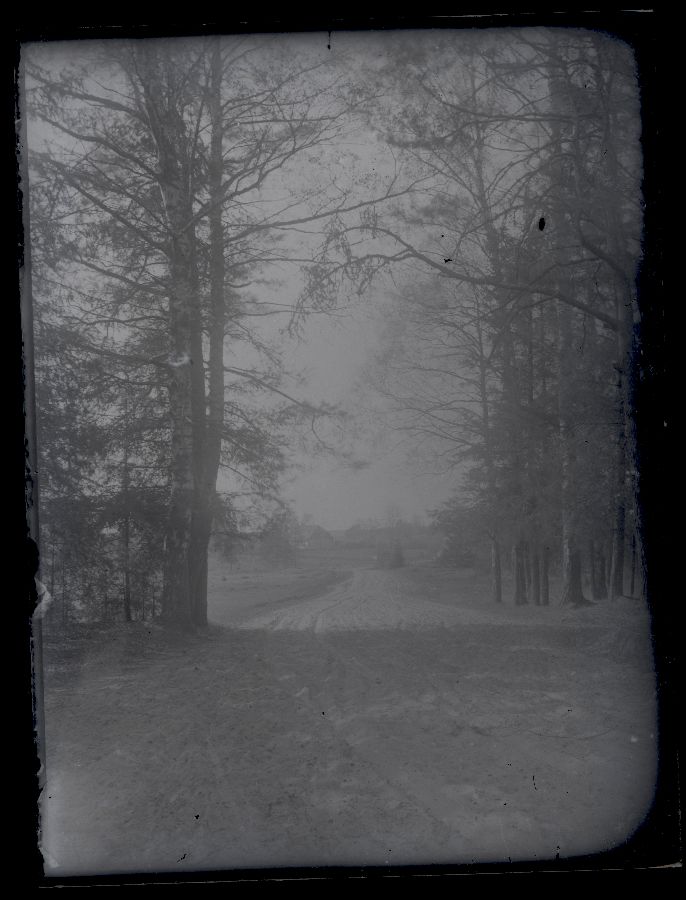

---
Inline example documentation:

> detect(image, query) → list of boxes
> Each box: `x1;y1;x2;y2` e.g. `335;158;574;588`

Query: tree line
351;30;644;606
22;28;648;626
25;35;386;627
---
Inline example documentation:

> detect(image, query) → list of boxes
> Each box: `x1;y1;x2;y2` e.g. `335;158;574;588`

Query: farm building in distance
295;524;335;550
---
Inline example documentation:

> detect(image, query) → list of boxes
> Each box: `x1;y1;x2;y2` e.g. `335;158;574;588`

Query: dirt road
212;566;500;631
40;565;657;874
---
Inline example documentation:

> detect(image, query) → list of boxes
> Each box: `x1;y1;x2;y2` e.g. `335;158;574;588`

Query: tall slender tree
339;29;643;605
25;34;410;627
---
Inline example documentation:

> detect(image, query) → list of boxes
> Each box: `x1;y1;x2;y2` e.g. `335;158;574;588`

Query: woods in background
357;30;643;607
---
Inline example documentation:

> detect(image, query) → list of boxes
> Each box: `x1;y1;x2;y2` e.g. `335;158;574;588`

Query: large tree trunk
188;42;228;628
188;244;209;629
49;538;56;598
608;497;626;600
596;544;608;599
547;41;598;611
161;319;194;629
121;412;132;622
540;545;550;606
634;531;646;601
189;508;211;627
601;55;638;603
589;539;608;601
561;546;589;607
608;315;628;602
588;539;598;600
474;295;502;606
61;562;68;627
523;541;532;595
531;543;541;606
138;48;205;629
146;104;197;627
608;363;628;601
556;296;590;608
491;537;502;604
513;541;528;605
122;513;132;623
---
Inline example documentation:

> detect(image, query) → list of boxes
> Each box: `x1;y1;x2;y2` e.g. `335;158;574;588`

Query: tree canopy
21;27;649;626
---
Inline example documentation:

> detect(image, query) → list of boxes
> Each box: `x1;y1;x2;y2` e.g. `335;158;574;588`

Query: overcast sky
276;299;455;530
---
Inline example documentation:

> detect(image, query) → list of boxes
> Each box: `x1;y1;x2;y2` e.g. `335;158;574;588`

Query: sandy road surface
214;567;500;631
